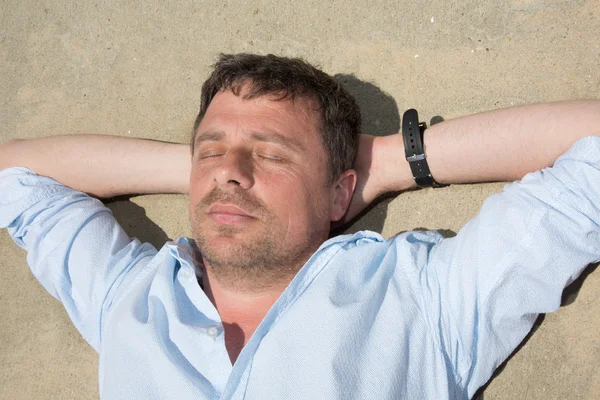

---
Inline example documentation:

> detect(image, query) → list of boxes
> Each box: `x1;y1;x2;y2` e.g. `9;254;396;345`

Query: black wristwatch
402;108;439;188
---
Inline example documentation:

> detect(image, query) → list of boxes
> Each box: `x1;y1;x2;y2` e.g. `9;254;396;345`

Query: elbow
1;138;24;148
0;139;26;150
0;138;25;171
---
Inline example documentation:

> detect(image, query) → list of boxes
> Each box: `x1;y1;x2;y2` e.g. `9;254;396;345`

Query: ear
330;169;357;222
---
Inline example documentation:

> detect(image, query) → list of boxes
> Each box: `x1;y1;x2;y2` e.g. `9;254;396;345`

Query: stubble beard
191;187;313;290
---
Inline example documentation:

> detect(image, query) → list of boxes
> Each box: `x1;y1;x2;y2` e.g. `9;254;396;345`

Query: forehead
197;89;323;146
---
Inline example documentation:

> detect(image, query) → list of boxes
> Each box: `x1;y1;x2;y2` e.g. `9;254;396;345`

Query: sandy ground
1;0;599;399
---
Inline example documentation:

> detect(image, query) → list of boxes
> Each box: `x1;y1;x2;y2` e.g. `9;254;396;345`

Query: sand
1;0;599;398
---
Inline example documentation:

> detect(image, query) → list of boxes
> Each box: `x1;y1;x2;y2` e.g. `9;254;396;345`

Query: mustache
197;187;267;217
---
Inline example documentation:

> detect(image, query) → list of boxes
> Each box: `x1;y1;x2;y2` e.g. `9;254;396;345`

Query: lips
207;204;256;225
208;204;252;216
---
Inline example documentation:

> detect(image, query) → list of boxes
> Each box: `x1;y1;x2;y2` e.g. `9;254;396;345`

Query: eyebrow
249;131;304;152
194;130;304;152
194;131;225;148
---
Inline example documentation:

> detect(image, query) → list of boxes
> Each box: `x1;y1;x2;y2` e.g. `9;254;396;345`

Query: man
0;53;598;399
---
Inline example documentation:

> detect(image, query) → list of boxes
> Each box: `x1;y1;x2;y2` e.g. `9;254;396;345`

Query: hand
341;134;415;223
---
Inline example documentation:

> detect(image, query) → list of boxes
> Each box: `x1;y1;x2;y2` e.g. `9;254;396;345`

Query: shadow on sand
473;262;599;400
333;74;399;235
105;196;171;249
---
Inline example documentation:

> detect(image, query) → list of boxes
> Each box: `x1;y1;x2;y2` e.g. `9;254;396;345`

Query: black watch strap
402;108;437;188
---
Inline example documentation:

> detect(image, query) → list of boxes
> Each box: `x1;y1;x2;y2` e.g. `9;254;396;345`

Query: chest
100;279;456;400
98;237;460;399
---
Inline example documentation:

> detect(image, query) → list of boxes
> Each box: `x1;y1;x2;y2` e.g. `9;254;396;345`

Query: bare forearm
0;135;191;198
380;100;600;191
426;100;600;185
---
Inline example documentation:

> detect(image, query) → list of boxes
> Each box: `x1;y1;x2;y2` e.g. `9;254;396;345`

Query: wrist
374;134;416;193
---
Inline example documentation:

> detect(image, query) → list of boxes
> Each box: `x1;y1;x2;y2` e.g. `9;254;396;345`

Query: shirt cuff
0;166;77;229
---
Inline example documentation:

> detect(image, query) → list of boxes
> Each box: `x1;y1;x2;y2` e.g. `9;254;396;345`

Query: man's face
189;88;353;286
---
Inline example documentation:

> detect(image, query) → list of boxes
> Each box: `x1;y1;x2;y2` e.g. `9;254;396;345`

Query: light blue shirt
1;137;599;400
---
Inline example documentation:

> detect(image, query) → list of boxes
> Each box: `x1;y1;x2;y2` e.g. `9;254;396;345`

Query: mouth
207;204;257;225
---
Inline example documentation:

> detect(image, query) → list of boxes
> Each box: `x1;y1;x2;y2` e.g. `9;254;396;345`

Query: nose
213;149;254;190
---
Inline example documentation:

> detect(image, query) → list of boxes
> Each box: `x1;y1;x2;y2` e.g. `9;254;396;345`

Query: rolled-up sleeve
421;136;600;397
0;167;157;351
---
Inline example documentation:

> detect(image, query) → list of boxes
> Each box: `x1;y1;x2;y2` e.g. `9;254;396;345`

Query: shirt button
180;268;194;280
206;327;219;338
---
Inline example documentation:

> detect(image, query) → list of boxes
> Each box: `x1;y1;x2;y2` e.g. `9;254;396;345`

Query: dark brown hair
192;53;361;183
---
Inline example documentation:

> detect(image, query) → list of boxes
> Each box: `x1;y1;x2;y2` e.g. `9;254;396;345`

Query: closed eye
257;154;285;163
199;151;225;159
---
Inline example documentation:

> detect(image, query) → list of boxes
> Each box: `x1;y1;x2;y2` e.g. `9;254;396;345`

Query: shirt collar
165;231;384;275
166;237;205;281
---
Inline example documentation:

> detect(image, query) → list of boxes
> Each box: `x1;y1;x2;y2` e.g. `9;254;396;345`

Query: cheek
188;169;212;214
262;170;331;231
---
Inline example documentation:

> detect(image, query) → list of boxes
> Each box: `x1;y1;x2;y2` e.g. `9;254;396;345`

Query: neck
202;265;290;319
202;264;294;364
